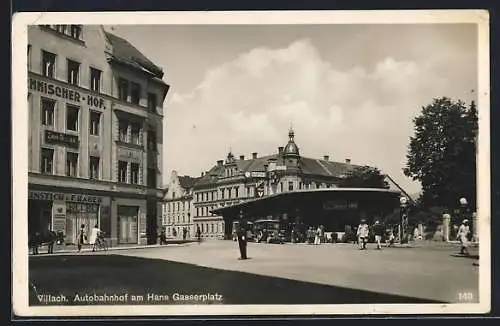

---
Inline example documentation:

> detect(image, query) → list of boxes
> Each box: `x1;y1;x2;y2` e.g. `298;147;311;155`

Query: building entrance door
28;199;52;235
118;206;138;244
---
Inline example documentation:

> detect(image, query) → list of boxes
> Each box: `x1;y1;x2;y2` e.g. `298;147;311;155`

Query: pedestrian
172;227;177;238
356;219;369;250
457;219;471;256
77;224;86;252
182;227;187;240
386;227;395;247
373;221;384;250
89;224;101;252
314;226;321;245
236;223;248;260
196;226;202;244
159;228;167;245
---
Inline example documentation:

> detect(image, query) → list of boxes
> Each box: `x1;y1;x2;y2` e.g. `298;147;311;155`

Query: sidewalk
29;239;197;256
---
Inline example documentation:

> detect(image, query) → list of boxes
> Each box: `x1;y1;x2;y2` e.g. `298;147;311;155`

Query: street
29;240;479;305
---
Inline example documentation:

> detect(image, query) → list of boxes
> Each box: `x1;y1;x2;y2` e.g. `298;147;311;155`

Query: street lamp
399;196;408;244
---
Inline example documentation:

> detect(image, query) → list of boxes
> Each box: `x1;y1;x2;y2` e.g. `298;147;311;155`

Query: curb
29;241;198;256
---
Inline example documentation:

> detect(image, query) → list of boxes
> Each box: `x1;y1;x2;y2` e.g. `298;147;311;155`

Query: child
77;224;86;252
357;219;369;250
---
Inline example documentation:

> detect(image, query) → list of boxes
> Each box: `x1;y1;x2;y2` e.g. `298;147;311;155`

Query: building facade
192;128;406;239
162;171;198;239
27;25;169;246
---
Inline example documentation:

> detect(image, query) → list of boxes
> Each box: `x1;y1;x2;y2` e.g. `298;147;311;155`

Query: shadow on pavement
29;254;444;305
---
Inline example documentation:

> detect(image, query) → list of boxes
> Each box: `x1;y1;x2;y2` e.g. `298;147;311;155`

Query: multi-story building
192;127;406;239
162;171;199;239
27;25;169;246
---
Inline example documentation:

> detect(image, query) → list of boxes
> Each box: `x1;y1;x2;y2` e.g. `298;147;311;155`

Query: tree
339;166;390;189
404;97;477;210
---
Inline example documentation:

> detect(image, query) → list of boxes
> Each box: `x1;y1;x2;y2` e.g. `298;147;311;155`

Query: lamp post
399;196;408;244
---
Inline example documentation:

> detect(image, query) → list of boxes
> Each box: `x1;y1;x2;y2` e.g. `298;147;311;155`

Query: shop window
131;124;141;145
118;78;129;101
130;82;141;105
299;182;302;190
66;105;79;131
90;68;101;93
118;120;128;142
280;182;284;192
147;130;156;151
66;202;99;245
40;148;54;174
147;168;156;188
130;163;140;184
89;156;100;180
147;92;157;112
89;111;100;136
66;151;78;177
41;98;55;126
42;50;56;78
67;59;80;85
288;181;294;191
118;161;128;183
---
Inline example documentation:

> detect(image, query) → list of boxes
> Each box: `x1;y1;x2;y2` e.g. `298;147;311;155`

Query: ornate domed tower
282;127;301;171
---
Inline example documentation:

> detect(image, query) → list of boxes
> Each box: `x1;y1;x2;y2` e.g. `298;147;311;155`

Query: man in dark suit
236;211;248;260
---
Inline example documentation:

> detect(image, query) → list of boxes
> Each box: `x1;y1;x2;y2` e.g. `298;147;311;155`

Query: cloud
162;38;473;194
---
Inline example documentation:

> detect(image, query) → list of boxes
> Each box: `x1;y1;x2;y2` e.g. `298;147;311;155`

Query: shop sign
274;165;287;171
52;200;66;233
323;200;358;210
251;172;266;178
29;190;102;204
45;130;79;148
29;77;106;109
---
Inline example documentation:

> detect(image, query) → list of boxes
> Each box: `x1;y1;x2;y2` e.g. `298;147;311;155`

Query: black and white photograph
12;10;490;316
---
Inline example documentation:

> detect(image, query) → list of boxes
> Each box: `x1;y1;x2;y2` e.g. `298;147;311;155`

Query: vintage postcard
12;10;490;317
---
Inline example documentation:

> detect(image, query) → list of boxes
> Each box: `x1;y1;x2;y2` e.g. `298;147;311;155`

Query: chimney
240;155;245;160
217;160;223;166
345;158;351;164
324;155;329;161
278;147;284;155
252;152;258;159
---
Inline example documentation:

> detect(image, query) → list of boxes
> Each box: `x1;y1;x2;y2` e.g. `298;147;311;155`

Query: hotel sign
29;77;106;109
45;130;79;148
29;190;102;204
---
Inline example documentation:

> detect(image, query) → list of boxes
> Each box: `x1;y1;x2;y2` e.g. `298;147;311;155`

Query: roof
104;31;164;79
178;176;200;189
194;154;362;187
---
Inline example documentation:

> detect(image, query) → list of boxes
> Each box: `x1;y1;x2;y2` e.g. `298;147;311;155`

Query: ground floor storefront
28;185;161;247
193;217;225;240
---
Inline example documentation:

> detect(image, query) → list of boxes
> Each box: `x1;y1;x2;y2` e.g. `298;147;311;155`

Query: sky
104;23;478;196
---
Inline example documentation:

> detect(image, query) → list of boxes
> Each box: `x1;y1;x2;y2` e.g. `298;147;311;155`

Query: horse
28;230;65;255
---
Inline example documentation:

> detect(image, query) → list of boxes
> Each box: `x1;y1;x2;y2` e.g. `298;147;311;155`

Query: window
147;92;157;112
130;82;141;105
118;78;129;101
221;189;225;199
89;111;100;136
147;130;156;151
118;161;128;182
131;124;141;145
90;68;101;93
299;182;302;190
89;156;100;180
288;181;294;191
118;120;128;142
41;98;55;126
280;182;284;192
27;44;32;70
67;59;80;85
235;187;239;198
40;148;54;174
130;163;140;184
66;152;78;177
42;51;56;78
70;25;82;40
66;105;79;131
147;168;156;188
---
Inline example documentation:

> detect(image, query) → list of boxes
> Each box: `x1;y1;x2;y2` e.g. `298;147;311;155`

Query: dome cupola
283;126;300;157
